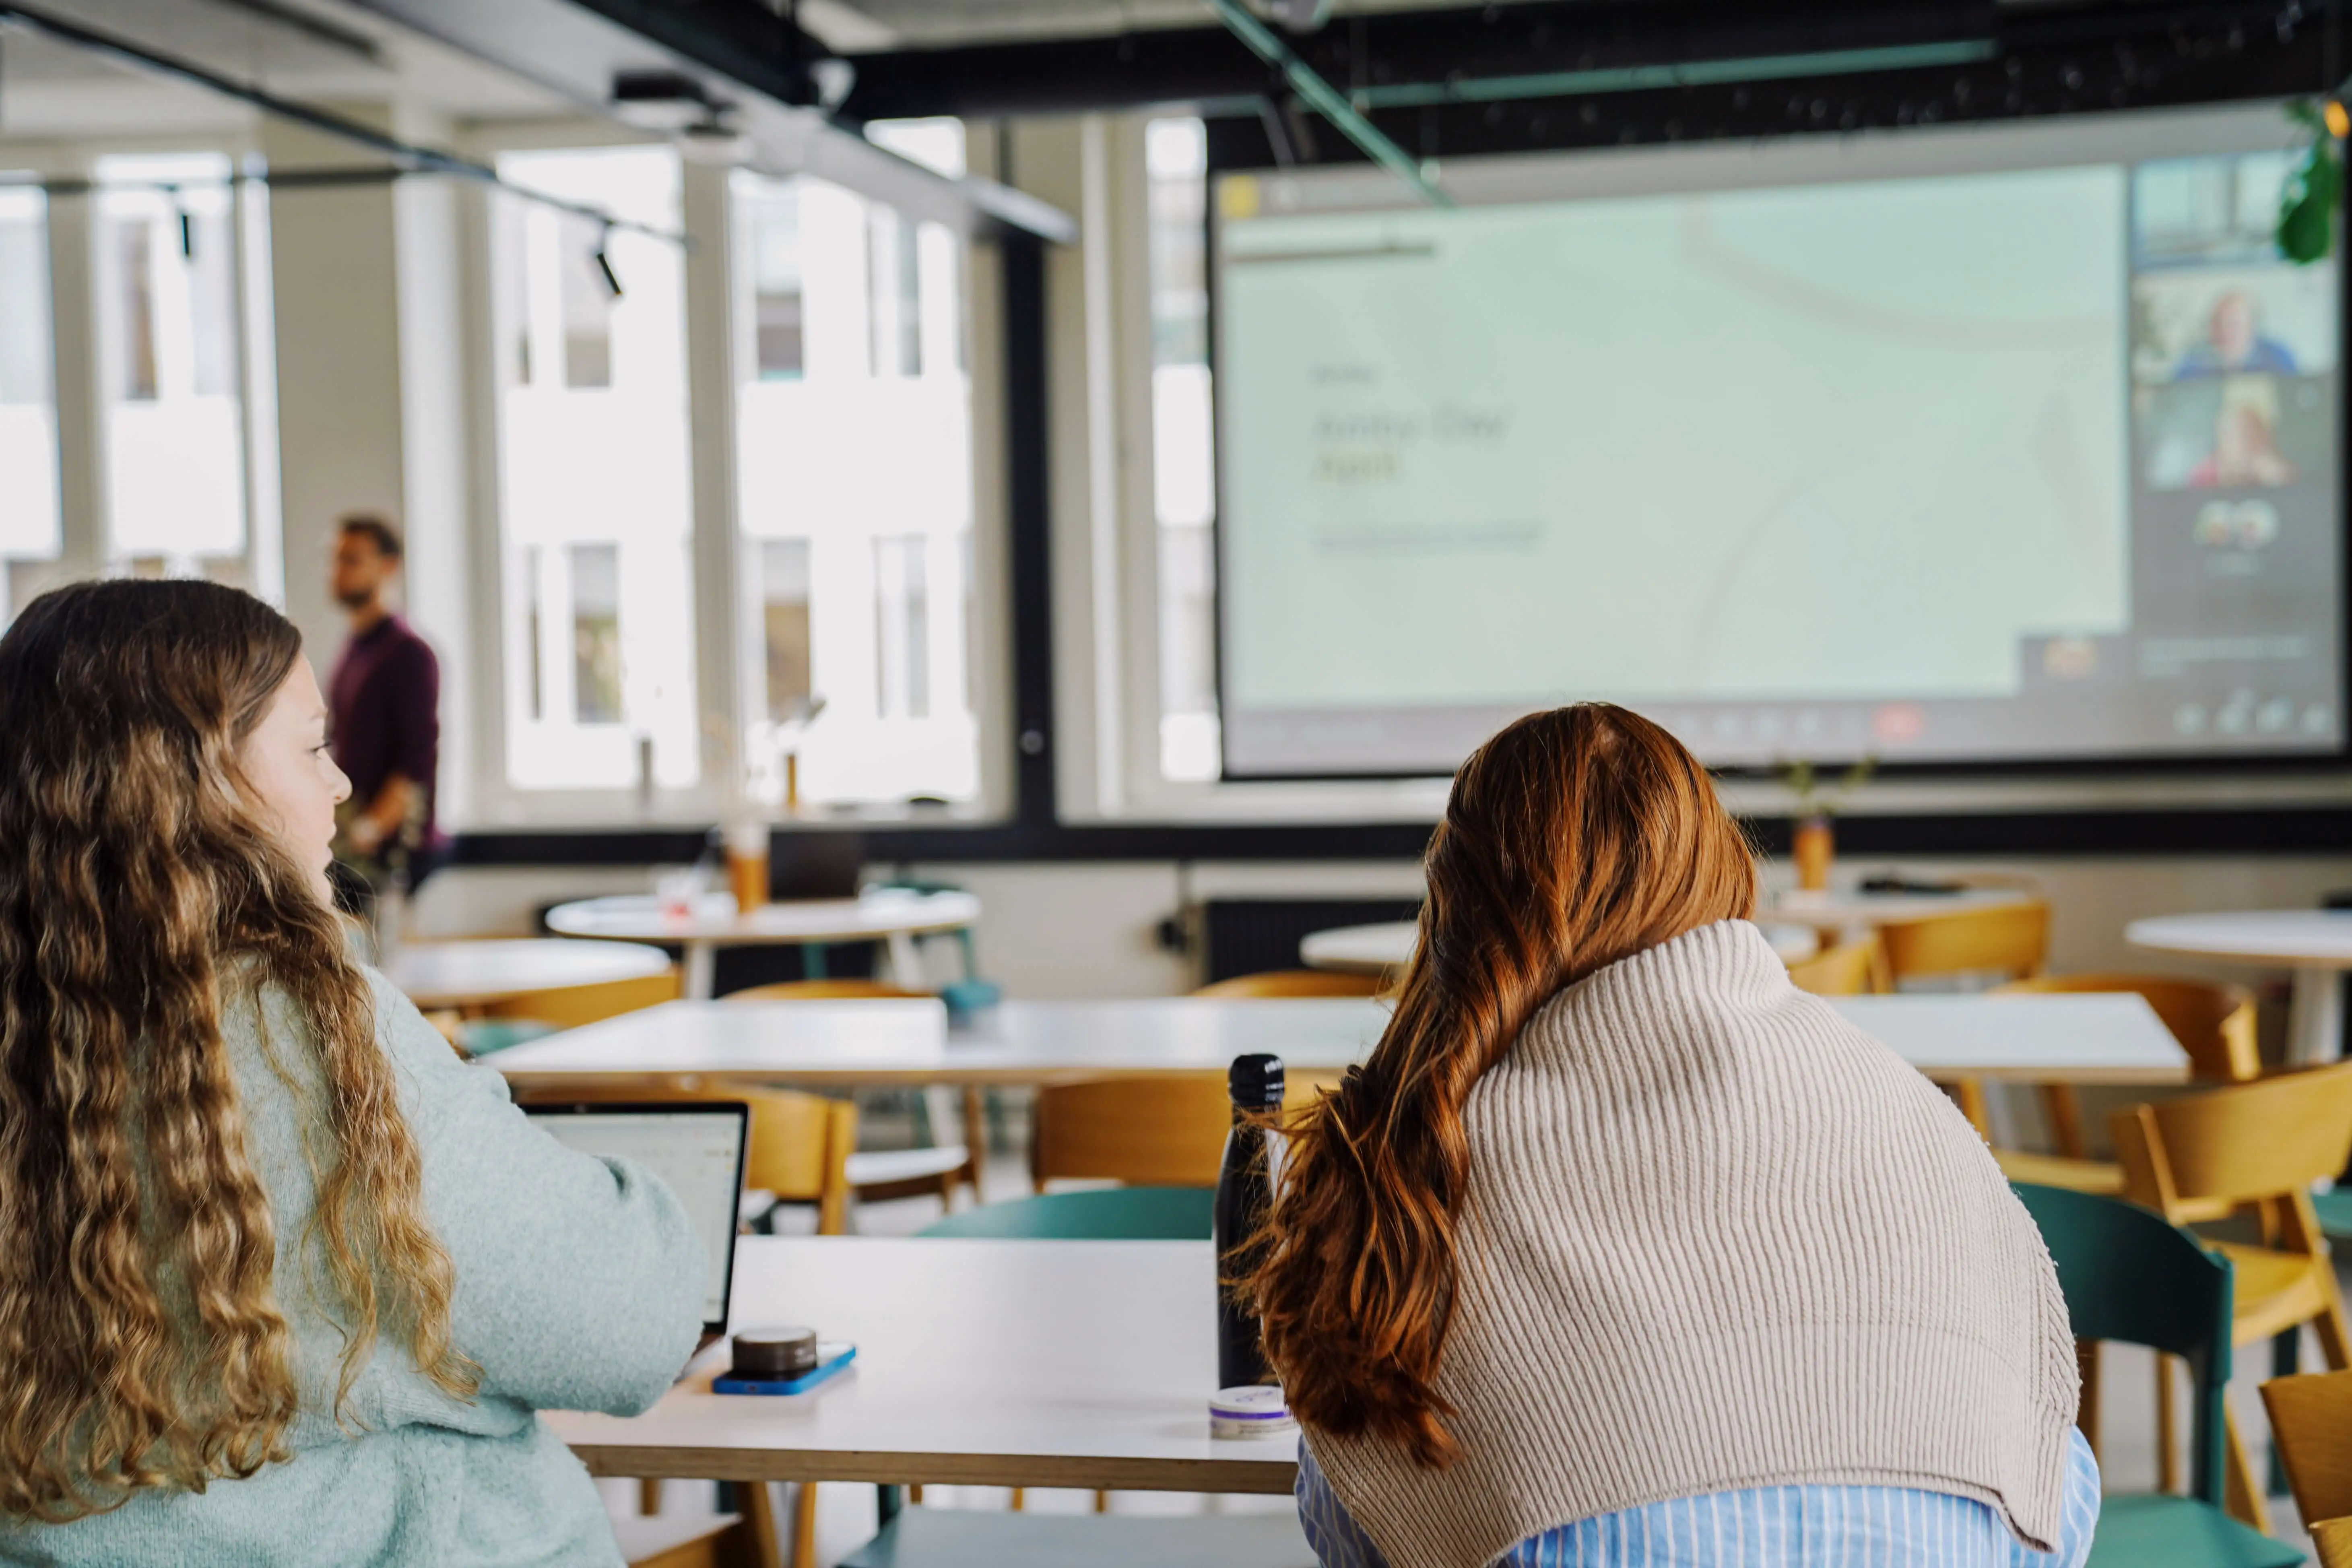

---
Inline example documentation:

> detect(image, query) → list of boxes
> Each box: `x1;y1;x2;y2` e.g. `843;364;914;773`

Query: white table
544;889;981;1000
491;992;2187;1089
386;939;673;1012
550;1236;1294;1494
2128;910;2352;1065
1301;919;1820;974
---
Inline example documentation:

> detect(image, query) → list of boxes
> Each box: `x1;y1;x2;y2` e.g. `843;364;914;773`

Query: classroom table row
486;991;2193;1089
1306;903;2352;1067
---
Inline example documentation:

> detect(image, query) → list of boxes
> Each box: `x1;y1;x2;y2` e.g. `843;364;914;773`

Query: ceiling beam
836;0;2324;129
339;0;1074;242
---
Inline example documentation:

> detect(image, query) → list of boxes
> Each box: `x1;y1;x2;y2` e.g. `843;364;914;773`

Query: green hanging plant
2278;98;2346;265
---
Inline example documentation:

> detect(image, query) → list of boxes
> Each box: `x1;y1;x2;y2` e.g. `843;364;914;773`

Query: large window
1147;119;1219;782
492;147;699;793
94;154;249;580
732;123;980;805
0;182;59;622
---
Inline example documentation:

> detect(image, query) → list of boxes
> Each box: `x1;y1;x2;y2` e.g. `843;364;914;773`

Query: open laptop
524;1102;750;1345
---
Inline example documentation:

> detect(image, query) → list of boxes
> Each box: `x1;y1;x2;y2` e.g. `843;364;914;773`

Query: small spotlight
2326;98;2349;138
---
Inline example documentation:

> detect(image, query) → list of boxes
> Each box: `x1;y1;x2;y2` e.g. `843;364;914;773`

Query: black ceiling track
840;0;2332;146
561;0;828;104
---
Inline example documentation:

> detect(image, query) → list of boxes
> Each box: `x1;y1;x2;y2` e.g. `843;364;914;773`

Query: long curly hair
0;580;476;1523
1245;704;1756;1467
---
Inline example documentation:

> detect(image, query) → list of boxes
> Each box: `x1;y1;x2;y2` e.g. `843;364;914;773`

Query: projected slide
1213;107;2342;774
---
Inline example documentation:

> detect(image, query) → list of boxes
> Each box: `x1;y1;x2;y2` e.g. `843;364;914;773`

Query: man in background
327;514;442;907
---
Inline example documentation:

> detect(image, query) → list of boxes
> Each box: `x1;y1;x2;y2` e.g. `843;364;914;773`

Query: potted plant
1780;756;1876;894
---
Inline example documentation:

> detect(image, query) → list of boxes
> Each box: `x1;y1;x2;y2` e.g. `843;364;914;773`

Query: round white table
2127;910;2352;1065
387;939;673;1012
1301;918;1820;973
545;889;982;999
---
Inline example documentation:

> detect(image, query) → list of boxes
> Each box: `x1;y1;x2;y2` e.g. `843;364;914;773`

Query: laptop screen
525;1103;749;1333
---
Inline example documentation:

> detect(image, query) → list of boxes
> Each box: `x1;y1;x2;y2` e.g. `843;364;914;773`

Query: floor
607;1135;2333;1567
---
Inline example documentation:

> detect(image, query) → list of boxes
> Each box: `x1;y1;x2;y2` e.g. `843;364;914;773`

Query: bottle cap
1228;1053;1285;1110
730;1326;819;1380
1209;1384;1296;1439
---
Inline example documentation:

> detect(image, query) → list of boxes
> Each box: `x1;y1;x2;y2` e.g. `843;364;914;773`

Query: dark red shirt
328;614;440;846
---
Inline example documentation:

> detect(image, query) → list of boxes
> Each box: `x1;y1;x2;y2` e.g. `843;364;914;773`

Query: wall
410;852;2352;1000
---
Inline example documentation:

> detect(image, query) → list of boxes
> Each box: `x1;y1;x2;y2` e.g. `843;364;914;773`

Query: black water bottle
1215;1052;1285;1389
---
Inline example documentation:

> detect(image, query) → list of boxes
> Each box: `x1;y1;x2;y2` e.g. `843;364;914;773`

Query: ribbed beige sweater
1309;919;2079;1568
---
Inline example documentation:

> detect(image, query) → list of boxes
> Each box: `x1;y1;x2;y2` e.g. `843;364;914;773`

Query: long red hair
1246;704;1756;1466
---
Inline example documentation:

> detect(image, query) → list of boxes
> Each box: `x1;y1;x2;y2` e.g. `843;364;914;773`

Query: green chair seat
2309;1186;2352;1242
916;1187;1213;1240
2084;1493;2306;1568
837;1509;1314;1568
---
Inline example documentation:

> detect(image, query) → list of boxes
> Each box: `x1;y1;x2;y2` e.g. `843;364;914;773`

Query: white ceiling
0;0;570;142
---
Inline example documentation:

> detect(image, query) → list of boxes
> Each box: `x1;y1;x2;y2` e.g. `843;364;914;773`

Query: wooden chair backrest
722;980;930;1002
513;1079;855;1231
2263;1370;2352;1532
482;972;681;1028
1033;1075;1232;1188
1877;902;2050;985
1995;973;2259;1081
2113;1063;2352;1217
1032;1071;1337;1188
1193;970;1384;998
1785;937;1884;996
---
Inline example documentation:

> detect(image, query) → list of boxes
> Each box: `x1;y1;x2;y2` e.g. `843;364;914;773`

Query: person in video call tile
2177;289;2300;377
2189;393;2298;489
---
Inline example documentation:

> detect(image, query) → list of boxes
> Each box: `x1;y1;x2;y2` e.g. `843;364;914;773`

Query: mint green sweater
0;970;706;1568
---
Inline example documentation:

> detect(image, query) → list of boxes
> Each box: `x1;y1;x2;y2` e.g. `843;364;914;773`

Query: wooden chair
2113;1064;2352;1528
512;1080;856;1236
1784;936;1885;996
728;980;928;1002
1032;1075;1233;1190
454;971;685;1056
1878;901;2050;1135
614;1508;772;1568
1877;900;2051;986
2012;1182;2302;1568
2261;1370;2352;1568
722;980;978;1213
1193;969;1384;998
1990;975;2259;1193
481;971;683;1030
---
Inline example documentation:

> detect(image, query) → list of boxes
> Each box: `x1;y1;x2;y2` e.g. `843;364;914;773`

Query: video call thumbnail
2130;151;2338;499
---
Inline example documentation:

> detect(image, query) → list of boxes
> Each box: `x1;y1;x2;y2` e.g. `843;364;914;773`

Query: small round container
730;1326;819;1381
1209;1384;1296;1440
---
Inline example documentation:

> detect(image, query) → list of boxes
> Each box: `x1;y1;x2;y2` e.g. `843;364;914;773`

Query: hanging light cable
592;225;623;298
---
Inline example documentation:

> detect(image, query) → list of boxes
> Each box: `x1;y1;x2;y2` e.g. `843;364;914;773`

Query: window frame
0;130;282;618
1051;113;1455;826
452;119;1014;831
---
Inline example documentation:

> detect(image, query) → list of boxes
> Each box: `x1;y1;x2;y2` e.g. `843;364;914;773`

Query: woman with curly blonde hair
0;580;704;1566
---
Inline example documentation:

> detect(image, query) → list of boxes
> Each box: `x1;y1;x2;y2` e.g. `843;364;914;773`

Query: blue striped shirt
1297;1427;2101;1568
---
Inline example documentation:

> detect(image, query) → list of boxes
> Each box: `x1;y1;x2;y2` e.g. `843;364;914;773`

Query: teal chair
2011;1182;2304;1568
837;1512;1312;1568
2309;1188;2352;1244
841;1185;1297;1568
916;1187;1213;1240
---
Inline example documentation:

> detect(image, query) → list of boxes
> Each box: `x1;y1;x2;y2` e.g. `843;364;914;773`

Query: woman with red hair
1251;704;2096;1568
